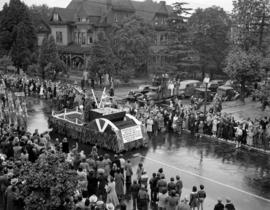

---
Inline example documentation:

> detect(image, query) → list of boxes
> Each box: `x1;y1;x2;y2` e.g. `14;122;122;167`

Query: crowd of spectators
122;99;270;151
0;122;237;210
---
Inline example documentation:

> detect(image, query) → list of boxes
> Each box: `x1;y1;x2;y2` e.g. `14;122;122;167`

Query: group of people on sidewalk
122;99;270;151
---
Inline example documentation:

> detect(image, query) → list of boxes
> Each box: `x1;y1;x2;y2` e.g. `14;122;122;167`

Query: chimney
107;0;112;10
160;1;166;6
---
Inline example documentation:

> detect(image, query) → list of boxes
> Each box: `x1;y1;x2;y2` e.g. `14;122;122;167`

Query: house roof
156;1;168;15
132;0;172;22
31;12;51;33
53;0;173;24
52;7;76;22
112;0;135;12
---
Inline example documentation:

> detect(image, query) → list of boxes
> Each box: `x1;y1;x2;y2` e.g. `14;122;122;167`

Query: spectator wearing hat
225;198;235;210
137;185;149;210
175;175;183;199
131;180;140;210
214;198;224;210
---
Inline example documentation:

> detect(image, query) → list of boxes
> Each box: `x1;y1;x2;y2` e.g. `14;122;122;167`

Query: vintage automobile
178;80;201;98
200;80;224;93
127;84;152;101
217;85;239;101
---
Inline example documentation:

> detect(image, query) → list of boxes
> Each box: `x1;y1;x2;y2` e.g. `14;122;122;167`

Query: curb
182;129;270;155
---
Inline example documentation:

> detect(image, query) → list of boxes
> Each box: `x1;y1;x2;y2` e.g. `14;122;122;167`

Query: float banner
121;125;143;143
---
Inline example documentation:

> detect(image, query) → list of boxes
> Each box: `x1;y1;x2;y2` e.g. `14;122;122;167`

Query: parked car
217;85;239;101
200;80;224;93
178;80;201;98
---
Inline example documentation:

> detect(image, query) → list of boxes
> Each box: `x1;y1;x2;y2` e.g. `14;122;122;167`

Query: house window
78;32;82;44
56;31;63;43
82;32;86;45
88;35;93;44
53;13;59;21
74;32;77;43
77;17;81;22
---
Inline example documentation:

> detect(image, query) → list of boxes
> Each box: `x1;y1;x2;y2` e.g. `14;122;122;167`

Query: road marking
133;153;270;203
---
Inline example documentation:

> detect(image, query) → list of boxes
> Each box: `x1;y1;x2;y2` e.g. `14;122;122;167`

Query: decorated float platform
48;106;148;153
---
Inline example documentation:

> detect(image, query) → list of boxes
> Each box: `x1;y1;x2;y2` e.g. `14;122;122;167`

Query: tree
0;0;37;70
109;16;154;75
29;4;52;22
18;152;78;210
161;2;197;77
39;35;64;79
224;47;262;101
87;31;117;85
0;55;13;73
188;6;231;78
10;22;32;72
232;0;270;51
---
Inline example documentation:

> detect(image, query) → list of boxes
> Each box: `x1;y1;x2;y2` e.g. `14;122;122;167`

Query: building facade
48;0;173;72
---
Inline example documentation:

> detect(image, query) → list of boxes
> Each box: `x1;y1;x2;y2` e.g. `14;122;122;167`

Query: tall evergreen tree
0;0;37;71
10;22;31;72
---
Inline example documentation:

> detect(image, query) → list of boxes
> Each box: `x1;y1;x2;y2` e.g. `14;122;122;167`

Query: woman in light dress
106;176;119;207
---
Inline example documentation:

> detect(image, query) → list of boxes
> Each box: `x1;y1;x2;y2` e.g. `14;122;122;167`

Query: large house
48;0;173;71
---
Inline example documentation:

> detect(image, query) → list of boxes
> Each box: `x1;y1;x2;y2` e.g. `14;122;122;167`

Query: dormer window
53;13;59;21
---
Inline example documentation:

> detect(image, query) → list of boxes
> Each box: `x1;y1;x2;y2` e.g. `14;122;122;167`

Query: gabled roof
52;7;76;22
76;1;103;17
132;0;172;22
31;12;51;33
156;1;168;16
112;0;135;12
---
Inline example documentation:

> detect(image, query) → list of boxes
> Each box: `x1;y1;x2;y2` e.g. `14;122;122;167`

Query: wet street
27;98;270;210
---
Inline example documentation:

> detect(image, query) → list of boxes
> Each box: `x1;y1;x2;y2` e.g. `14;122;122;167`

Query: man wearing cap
214;198;224;210
225;198;235;210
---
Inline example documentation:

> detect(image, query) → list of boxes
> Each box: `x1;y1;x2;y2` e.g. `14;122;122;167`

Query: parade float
48;89;148;152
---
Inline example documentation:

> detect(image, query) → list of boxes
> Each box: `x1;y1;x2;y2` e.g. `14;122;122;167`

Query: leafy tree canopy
18;152;78;210
188;6;231;76
87;31;117;80
109;16;154;72
224;47;263;100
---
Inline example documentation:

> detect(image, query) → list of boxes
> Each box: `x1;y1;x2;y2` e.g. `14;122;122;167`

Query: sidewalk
222;98;270;121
